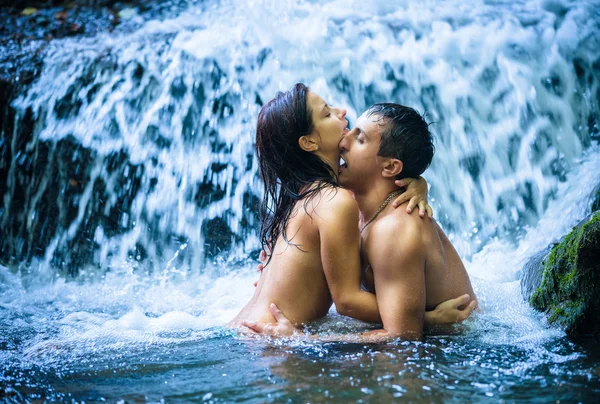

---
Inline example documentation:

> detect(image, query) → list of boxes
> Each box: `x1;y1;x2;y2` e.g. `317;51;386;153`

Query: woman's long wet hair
256;83;339;265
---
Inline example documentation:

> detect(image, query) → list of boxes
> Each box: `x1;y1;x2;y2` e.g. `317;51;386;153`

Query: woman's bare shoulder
309;186;358;219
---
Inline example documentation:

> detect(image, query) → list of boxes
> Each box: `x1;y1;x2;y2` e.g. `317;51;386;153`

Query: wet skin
339;112;476;339
231;92;381;327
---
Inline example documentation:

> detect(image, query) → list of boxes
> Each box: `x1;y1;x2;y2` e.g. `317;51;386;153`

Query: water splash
0;2;599;399
2;0;598;276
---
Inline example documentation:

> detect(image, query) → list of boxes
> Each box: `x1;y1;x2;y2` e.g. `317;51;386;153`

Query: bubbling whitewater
1;0;600;401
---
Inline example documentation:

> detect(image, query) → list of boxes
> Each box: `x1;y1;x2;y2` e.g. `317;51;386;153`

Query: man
245;103;477;341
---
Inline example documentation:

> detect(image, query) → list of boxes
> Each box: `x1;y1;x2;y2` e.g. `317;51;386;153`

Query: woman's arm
243;299;478;339
391;176;433;218
316;189;382;323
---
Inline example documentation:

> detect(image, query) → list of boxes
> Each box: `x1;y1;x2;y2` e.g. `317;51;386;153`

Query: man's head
338;103;434;191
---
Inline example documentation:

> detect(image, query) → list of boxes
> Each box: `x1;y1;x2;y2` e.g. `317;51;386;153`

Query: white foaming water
468;145;600;283
4;141;598;362
6;0;599;275
1;0;599;373
0;261;258;366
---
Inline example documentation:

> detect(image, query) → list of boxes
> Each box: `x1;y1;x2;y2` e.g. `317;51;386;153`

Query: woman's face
306;91;349;171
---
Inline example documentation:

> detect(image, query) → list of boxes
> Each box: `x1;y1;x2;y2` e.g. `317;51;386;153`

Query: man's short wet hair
366;103;435;179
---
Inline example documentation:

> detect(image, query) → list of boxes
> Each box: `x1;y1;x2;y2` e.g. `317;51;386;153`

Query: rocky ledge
521;194;600;337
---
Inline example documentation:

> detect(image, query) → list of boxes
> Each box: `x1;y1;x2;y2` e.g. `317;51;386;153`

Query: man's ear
298;134;319;152
381;158;403;178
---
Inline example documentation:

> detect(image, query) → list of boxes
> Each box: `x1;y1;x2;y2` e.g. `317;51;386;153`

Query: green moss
547;299;584;329
558;270;576;294
530;211;600;336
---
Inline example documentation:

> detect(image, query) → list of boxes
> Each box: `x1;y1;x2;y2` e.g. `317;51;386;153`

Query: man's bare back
360;199;476;338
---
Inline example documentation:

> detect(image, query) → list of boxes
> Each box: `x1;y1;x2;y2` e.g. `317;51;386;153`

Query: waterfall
1;0;599;277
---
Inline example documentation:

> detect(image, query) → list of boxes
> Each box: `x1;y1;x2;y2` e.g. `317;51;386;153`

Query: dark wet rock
240;191;260;231
459;154;485;182
0;1;196;42
202;217;235;258
592;185;600;213
0;42;152;276
0;50;256;275
0;128;145;275
541;73;564;98
195;181;227;209
525;211;600;337
520;245;554;303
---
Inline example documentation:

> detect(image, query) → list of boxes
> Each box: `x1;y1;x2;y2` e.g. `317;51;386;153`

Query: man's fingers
269;303;290;325
264;323;276;335
242;320;279;335
453;294;471;308
259;250;267;262
253;281;258;287
269;303;281;318
242;320;263;333
458;300;478;321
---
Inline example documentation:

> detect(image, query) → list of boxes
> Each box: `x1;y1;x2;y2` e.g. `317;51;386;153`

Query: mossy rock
520;246;553;302
530;211;600;337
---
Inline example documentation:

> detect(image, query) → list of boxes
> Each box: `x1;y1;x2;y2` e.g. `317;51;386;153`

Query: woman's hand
392;176;433;218
424;294;477;326
242;303;299;337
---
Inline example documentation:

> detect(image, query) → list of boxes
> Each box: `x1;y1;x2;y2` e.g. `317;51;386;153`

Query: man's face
338;112;384;191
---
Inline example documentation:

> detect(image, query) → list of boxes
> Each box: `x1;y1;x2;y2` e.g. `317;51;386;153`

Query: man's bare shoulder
370;207;425;243
365;208;427;274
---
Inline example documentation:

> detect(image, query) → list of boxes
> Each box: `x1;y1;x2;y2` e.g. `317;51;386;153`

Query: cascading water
1;0;599;401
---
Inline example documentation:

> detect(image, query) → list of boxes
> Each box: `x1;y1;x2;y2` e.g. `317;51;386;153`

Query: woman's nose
338;108;347;120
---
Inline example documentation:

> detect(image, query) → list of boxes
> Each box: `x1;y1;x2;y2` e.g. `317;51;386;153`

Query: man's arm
242;296;477;341
244;217;429;340
367;219;427;340
316;190;382;323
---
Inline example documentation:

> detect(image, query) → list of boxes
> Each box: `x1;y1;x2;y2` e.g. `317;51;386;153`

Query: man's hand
253;250;269;287
242;303;299;337
257;249;268;272
424;294;477;326
392;176;433;218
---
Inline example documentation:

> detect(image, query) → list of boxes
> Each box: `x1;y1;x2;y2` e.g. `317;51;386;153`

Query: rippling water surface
1;0;600;401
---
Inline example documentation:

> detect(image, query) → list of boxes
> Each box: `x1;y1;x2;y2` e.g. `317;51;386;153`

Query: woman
230;83;467;332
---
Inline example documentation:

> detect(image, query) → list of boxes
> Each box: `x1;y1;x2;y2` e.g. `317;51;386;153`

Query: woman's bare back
230;191;337;327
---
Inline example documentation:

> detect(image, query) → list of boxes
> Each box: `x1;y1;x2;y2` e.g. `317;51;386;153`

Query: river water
1;0;599;401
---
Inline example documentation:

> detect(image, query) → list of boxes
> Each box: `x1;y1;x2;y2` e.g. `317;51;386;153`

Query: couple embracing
230;83;477;341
